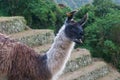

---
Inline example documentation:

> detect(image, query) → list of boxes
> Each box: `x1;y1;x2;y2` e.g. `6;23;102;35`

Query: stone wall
64;54;92;73
0;16;28;34
14;30;54;47
76;66;109;80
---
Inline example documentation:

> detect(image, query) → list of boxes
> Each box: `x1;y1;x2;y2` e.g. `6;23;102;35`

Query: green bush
83;10;120;71
93;0;116;17
75;4;96;25
0;0;70;29
74;0;120;71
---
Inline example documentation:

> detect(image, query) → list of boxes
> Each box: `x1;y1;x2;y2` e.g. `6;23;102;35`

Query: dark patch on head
65;23;84;44
64;13;88;44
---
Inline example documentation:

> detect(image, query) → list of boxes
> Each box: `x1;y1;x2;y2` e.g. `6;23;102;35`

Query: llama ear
65;10;77;23
78;13;88;27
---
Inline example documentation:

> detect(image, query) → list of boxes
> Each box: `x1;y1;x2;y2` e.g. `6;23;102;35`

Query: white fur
46;25;75;80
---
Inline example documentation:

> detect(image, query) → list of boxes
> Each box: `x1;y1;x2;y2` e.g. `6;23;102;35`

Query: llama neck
46;25;75;79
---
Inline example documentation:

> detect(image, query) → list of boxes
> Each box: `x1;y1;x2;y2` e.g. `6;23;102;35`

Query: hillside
0;16;120;80
54;0;92;9
54;0;120;9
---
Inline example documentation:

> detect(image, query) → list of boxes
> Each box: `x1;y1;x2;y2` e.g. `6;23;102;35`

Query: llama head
64;12;88;44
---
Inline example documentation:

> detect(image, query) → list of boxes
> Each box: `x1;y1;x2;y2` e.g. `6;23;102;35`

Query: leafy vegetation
0;0;70;29
75;0;120;71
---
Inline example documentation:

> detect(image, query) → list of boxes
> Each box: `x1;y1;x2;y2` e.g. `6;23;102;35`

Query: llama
0;11;88;80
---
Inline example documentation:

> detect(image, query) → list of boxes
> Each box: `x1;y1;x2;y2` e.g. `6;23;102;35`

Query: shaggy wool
0;33;52;80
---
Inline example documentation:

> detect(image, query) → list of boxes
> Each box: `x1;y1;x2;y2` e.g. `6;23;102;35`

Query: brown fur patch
0;33;52;80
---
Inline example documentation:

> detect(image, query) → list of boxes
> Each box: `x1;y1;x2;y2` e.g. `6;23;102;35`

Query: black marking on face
65;23;84;44
64;13;88;44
